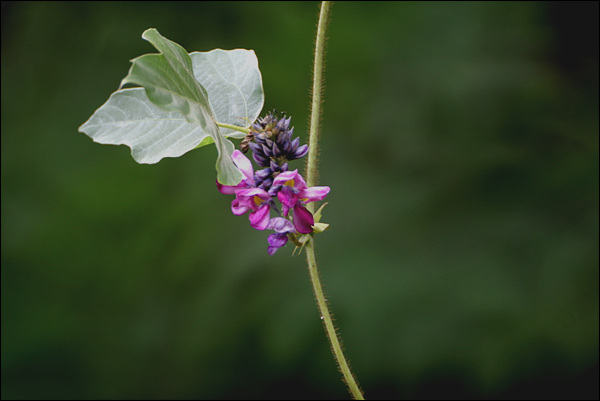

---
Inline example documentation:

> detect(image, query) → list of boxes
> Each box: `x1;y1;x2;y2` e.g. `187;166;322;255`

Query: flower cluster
217;111;329;255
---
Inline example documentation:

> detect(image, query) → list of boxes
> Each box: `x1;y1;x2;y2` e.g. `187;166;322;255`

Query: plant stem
306;1;329;196
305;2;365;399
216;122;251;134
305;240;364;400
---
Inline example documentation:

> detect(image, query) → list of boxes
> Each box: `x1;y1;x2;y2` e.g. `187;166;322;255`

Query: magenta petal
237;187;270;201
231;199;250;215
217;180;249;195
231;150;255;183
277;188;297;216
236;188;271;212
249;203;271;230
300;186;330;202
272;170;300;187
291;173;308;190
292;204;314;234
232;192;255;210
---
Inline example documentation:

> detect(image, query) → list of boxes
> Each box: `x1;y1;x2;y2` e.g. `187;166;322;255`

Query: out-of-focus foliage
1;2;597;399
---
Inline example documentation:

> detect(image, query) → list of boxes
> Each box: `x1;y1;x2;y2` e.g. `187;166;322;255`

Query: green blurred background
2;1;598;399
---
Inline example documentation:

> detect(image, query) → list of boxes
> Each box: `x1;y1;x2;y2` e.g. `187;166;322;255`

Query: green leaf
79;29;264;185
79;88;216;164
190;49;264;138
120;28;214;127
122;28;240;185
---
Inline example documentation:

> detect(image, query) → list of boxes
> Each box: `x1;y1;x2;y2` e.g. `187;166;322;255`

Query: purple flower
232;188;272;230
266;217;296;255
271;170;330;234
216;150;255;194
217;150;272;230
218;111;331;255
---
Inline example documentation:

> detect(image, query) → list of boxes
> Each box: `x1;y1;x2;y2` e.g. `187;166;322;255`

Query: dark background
2;1;598;399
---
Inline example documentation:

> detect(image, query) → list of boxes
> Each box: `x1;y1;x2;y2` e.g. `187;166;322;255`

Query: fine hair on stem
304;2;365;399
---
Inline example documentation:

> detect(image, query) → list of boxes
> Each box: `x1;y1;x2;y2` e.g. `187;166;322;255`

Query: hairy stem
305;240;364;400
305;2;364;399
306;1;329;199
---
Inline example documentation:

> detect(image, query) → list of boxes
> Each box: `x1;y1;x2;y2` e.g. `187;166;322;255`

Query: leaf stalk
216;122;251;134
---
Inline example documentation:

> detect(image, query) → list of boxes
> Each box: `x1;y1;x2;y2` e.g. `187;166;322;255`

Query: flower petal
249;203;271;230
300;186;330;202
231;199;250;215
268;232;289;247
267;217;295;233
292;204;314;234
231;150;254;183
267;233;289;255
277;188;297;216
237;187;271;201
217;181;239;195
217;180;245;195
272;170;300;187
292;172;308;190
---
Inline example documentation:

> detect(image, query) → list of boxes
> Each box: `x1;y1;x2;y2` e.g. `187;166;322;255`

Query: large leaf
121;28;239;185
78;88;224;164
120;28;214;126
79;29;263;185
191;49;264;138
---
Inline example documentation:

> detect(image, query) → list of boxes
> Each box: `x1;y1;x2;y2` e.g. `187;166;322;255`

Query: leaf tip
141;28;159;40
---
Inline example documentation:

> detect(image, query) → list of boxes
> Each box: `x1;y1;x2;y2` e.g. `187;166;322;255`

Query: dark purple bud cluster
246;110;309;190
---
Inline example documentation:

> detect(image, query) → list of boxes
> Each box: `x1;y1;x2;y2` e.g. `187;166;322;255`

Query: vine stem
306;0;328;195
305;2;364;399
305;240;364;400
